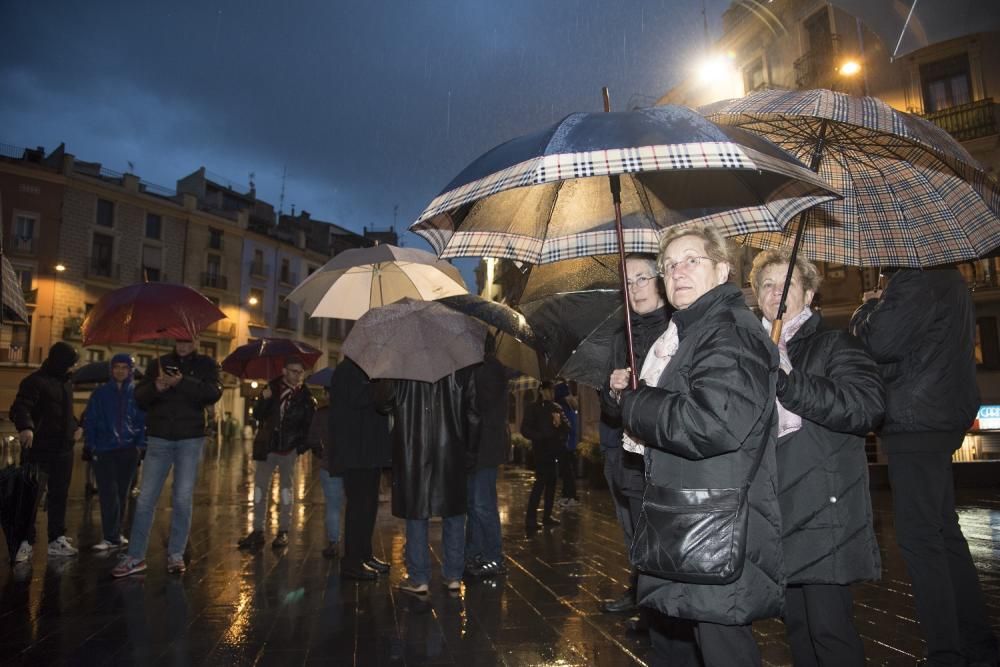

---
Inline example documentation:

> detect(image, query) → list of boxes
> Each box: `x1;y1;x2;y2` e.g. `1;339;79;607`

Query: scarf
762;307;813;438
622;320;679;454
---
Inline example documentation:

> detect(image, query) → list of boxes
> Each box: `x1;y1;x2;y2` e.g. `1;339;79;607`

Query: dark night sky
1;0;732;273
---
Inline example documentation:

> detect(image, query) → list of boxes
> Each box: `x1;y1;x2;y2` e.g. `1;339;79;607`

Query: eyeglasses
625;274;658;289
661;255;714;275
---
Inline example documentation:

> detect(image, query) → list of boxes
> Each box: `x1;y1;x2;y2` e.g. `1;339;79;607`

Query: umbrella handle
770;318;783;345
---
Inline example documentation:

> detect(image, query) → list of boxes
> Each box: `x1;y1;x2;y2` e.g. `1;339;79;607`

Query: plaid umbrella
705;88;1000;339
412;104;839;265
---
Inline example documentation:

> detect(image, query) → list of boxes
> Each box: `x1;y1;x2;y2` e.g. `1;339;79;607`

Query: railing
920;98;998;142
12;236;34;253
140;180;176;198
275;315;296;331
0;142;27;159
85;258;120;280
0;346;26;362
200;272;228;290
99;166;124;180
794;34;841;90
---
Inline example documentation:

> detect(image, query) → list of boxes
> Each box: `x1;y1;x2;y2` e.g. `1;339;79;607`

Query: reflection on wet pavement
0;437;998;665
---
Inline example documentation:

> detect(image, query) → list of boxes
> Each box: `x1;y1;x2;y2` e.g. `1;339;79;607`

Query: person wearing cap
113;337;221;577
238;354;316;550
82;353;145;552
9;341;82;563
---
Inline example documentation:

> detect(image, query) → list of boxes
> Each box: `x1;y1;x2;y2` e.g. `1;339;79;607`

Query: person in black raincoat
520;380;569;532
376;366;480;595
751;249;884;666
851;267;999;667
614;223;783;667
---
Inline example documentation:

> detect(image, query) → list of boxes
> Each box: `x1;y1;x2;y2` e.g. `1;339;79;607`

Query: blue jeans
319;469;344;543
127;437;205;561
405;515;466;585
466;467;502;562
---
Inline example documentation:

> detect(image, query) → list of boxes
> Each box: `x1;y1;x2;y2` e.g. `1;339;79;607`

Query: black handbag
629;439;768;585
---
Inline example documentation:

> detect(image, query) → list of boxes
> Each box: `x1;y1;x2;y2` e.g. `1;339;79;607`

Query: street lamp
838;59;862;77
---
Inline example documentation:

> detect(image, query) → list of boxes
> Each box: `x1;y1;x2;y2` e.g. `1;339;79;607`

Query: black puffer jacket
776;312;883;585
10;361;78;452
599;306;670;421
850;268;978;448
621;284;784;625
134;352;222;441
251;379;317;461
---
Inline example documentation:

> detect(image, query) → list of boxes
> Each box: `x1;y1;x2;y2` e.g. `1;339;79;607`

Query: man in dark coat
597;253;670;615
465;350;515;578
238;355;316;550
852;267;999;667
329;357;392;581
753;249;884;665
378;366;480;595
113;338;221;578
520;381;569;533
10;341;81;562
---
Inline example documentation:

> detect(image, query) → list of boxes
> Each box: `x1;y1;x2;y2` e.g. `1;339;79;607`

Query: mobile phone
162;365;180;375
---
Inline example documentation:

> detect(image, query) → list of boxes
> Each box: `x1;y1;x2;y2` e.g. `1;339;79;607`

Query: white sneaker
14;541;32;563
48;536;79;557
93;536;129;551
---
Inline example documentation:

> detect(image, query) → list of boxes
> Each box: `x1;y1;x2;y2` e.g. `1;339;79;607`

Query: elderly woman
750;249;883;666
611;222;783;666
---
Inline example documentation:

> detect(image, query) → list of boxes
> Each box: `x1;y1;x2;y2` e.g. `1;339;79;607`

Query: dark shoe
272;531;289;548
322;541;339;559
525;522;540;536
237;530;265;550
469;559;508;578
364;557;390;574
341;563;378;581
600;589;637;614
542;517;561;527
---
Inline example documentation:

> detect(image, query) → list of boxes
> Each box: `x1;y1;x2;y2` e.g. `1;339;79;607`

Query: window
280;258;291;283
145;213;161;239
921;54;972;113
13;214;36;252
251;249;266;276
209;228;223;250
207;254;221;276
743;58;766;93
276;303;294;330
14;268;33;293
142;245;162;282
137;354;152;369
96;198;115;227
199;341;218;359
87;349;107;362
91;233;114;277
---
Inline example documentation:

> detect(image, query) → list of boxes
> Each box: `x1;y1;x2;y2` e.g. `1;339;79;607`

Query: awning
1;255;29;324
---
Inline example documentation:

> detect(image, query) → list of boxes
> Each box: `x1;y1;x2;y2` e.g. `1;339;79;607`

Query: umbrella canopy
221;337;322;380
434;294;548;378
1;255;28;324
286;244;467;320
411;104;841;264
509;253;621;305
306;366;333;387
0;459;42;562
342;298;487;383
704;88;1000;268
71;361;144;386
82;283;226;346
828;0;1000;58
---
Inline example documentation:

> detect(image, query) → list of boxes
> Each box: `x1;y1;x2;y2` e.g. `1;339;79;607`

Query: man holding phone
113;338;221;578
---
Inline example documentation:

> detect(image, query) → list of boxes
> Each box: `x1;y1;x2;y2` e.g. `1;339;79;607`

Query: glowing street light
247;295;258;306
697;53;736;85
55;263;66;272
839;59;862;77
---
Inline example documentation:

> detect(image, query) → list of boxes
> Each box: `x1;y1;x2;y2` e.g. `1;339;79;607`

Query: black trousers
650;616;758;667
526;452;557;525
342;467;381;569
25;448;74;544
558;450;577;500
603;447;644;587
784;584;864;666
887;446;999;666
92;448;139;543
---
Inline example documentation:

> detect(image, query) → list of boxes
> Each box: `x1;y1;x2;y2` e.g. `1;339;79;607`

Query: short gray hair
658;223;732;273
748;248;822;293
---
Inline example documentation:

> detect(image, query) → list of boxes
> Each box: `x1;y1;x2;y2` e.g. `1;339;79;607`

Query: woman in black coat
613;223;783;667
751;249;884;666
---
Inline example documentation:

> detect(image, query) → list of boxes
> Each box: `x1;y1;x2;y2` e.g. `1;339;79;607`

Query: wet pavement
1;437;999;666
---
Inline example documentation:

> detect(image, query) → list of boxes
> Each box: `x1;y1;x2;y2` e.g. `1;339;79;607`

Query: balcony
85;258;120;281
279;271;298;286
920;98;998;142
303;317;323;338
63;317;83;340
275;314;296;332
200;272;228;290
249;261;270;279
794;35;840;90
206;320;236;338
11;236;34;254
23;288;37;305
135;267;167;283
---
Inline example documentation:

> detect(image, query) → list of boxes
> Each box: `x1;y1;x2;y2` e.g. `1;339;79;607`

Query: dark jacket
10;362;78;453
520;398;569;462
251;379;316;461
776;312;883;585
621;284;784;625
134;351;222;441
379;367;480;520
473;357;512;469
850;268;978;450
327;358;391;473
82;377;146;452
599;306;671;425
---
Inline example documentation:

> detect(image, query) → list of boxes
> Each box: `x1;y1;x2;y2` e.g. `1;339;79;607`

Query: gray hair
658;222;732;273
748;248;822;294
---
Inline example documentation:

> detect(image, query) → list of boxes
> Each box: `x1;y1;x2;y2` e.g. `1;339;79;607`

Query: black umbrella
510;254;621;305
71;361;144;386
306;366;334;387
0;455;42;562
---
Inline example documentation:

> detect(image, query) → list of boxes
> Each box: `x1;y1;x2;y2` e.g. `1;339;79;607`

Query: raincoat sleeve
9;375;40;432
779;332;885;435
850;270;930;364
622;324;773;460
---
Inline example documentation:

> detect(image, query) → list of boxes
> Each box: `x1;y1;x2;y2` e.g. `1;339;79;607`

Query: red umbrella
82;283;226;346
221;337;322;380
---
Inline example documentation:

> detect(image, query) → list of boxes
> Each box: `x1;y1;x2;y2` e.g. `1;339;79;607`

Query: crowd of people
5;220;998;666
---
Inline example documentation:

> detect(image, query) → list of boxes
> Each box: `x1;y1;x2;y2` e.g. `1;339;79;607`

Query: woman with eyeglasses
612;222;783;666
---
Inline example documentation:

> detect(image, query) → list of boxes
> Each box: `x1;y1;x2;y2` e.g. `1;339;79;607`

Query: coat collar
670;283;745;339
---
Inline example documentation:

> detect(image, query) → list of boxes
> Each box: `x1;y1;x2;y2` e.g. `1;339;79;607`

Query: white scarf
622;321;679;454
763;307;813;438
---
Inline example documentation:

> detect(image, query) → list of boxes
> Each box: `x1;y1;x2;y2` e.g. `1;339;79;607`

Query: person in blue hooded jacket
83;353;145;551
